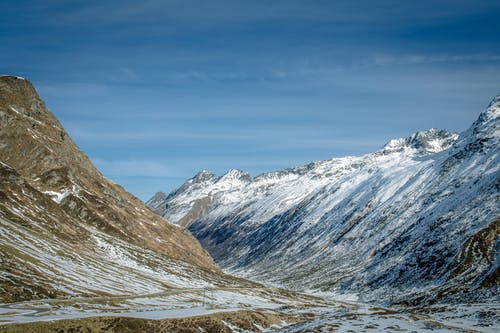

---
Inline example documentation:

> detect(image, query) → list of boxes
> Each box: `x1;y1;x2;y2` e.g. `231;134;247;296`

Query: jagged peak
451;94;500;152
145;191;167;207
487;94;500;109
192;169;218;182
382;128;458;154
473;94;500;129
165;170;219;200
219;169;252;183
150;191;167;201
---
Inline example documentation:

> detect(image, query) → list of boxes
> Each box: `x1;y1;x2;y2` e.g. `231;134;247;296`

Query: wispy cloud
373;53;500;66
3;0;500;201
33;0;500;28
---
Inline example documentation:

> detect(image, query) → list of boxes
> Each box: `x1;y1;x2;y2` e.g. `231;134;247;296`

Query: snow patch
43;185;79;204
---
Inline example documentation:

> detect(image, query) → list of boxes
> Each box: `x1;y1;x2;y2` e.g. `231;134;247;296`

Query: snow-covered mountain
148;96;500;305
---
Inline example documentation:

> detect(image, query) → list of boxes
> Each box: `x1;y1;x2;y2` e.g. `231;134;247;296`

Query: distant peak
457;94;500;146
197;169;215;175
476;94;500;125
162;170;218;200
145;191;167;206
151;191;167;200
192;169;218;182
488;94;500;108
220;169;252;182
382;128;458;154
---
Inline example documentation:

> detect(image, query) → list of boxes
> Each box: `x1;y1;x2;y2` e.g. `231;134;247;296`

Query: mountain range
148;96;499;305
0;74;498;332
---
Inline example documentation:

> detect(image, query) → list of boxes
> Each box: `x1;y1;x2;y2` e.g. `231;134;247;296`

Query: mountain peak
150;191;167;201
474;94;500;129
144;191;168;211
193;169;218;181
487;94;500;109
220;169;252;182
450;94;500;155
382;128;458;154
0;75;45;118
164;169;219;200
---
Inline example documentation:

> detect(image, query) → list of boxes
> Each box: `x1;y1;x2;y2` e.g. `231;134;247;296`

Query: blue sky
1;1;500;201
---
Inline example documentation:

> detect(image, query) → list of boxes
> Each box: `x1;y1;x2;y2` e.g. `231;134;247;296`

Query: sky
1;0;500;201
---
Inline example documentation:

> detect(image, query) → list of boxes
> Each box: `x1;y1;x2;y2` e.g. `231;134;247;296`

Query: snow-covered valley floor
282;302;499;333
0;287;287;324
0;287;498;332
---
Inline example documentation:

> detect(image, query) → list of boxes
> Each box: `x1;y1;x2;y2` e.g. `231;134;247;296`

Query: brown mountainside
0;75;220;302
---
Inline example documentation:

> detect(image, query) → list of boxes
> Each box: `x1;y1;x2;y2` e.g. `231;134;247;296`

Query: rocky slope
149;96;500;305
0;75;234;303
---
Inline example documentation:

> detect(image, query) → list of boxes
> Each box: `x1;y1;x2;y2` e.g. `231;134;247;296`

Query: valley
149;97;499;306
0;75;498;332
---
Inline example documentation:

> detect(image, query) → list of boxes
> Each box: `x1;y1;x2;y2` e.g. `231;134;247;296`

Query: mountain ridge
149;96;499;305
0;75;225;303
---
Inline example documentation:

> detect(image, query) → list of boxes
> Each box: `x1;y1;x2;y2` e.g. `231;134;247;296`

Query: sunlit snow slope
149;96;499;305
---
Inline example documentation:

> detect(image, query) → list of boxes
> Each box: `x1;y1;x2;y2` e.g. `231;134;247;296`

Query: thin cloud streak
2;1;499;200
373;53;500;66
31;0;500;27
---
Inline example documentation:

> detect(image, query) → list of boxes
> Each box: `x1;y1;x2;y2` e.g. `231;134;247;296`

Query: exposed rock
0;75;221;302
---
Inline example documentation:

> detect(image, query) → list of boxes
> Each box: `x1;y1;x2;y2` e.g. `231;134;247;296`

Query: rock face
150;96;500;304
0;76;223;303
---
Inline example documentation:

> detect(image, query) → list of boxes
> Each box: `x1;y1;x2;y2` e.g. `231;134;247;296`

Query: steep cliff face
151;96;499;304
0;76;221;302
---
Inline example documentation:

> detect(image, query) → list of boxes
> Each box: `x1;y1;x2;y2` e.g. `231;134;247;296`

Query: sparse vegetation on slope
0;75;222;302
